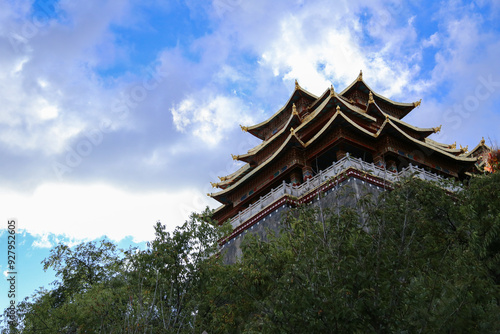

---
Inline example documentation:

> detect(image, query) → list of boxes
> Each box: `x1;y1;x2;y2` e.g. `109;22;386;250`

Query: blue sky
1;0;500;312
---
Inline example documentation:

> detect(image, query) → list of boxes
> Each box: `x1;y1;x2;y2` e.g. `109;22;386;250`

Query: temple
208;71;489;258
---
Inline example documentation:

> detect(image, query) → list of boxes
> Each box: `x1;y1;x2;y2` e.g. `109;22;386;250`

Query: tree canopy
2;173;500;333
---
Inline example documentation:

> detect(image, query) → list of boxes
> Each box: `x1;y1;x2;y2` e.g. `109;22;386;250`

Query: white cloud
32;234;53;248
0;182;213;243
258;11;414;98
171;93;256;146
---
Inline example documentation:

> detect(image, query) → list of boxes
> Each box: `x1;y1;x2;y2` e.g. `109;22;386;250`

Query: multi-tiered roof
209;71;487;225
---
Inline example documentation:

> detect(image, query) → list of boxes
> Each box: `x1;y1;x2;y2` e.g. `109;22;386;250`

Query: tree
1;208;229;333
199;176;500;333
3;176;499;333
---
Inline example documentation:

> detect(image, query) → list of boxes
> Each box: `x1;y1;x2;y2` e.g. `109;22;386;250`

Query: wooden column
373;154;385;169
336;149;347;161
387;160;397;172
290;169;302;186
302;166;313;181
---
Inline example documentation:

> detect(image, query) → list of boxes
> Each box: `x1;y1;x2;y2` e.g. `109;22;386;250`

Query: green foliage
199;176;500;333
2;176;500;333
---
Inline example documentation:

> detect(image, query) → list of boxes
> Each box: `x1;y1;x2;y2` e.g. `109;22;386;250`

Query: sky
1;0;500;313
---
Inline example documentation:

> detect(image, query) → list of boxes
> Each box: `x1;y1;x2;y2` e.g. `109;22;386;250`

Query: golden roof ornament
218;176;227;181
290;127;295;135
295;79;300;90
207;193;211;197
210;182;218;188
451;141;456;149
330;85;335;97
240;125;248;132
292;103;298;116
231;154;239;160
336;105;340;112
459;144;468;153
433;125;442;133
357;70;363;81
413;99;422;107
480;137;485;145
368;91;374;104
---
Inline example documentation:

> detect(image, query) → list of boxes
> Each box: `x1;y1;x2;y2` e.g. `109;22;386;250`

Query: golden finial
336;105;340;112
357;70;363;81
292;103;298;116
413;99;422;107
330;85;335;97
231;154;239;160
295;79;300;90
480;137;485;145
433;125;442;133
459;144;469;153
240;125;248;132
451;141;456;149
386;114;390;120
368;91;374;104
210;182;218;188
218;176;227;181
290;127;295;135
207;193;211;197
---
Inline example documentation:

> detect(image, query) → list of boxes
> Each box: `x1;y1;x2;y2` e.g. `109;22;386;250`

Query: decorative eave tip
450;141;456;149
433;125;442;133
240;124;248;132
330;84;335;97
413;99;422;108
368;91;374;104
210;182;218;188
460;144;469;153
290;127;295;135
336;105;340;112
292;103;298;116
295;79;300;90
231;154;239;161
480;137;485;145
357;70;363;81
207;193;212;197
218;176;227;181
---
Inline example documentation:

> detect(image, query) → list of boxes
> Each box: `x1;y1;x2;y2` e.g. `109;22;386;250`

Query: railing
228;153;455;228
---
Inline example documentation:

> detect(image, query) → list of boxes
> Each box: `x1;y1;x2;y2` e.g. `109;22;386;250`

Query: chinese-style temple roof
242;80;318;140
209;72;483;219
340;70;421;119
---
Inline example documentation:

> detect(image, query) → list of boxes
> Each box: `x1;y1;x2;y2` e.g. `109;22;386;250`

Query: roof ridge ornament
451;141;456;149
368;91;374;104
240;124;248;132
330;84;335;97
413;99;422;107
357;70;363;81
481;137;485;145
433;125;442;133
336;105;340;112
231;154;239;161
292;103;298;116
295;79;300;90
460;144;469;153
210;182;218;188
218;176;227;181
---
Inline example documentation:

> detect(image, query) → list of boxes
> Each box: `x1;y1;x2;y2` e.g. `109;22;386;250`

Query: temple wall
220;177;385;264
